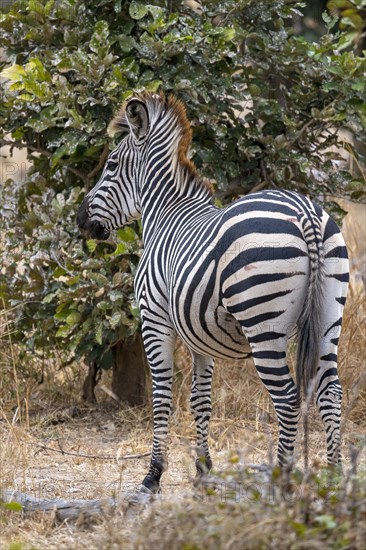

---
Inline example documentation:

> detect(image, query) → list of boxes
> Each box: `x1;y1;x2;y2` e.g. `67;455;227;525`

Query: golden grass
0;288;365;549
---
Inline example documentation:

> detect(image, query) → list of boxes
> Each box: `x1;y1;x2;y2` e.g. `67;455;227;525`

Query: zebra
77;92;349;493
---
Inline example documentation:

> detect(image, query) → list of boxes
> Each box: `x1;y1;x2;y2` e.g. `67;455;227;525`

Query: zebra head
77;96;153;240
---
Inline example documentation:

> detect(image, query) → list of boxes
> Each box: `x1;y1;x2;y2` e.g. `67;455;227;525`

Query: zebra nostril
89;221;110;241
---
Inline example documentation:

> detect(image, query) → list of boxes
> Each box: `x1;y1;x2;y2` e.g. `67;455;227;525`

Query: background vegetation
1;0;365;389
0;1;365;548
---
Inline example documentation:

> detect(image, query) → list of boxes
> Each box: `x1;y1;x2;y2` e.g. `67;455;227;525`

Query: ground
0;289;365;549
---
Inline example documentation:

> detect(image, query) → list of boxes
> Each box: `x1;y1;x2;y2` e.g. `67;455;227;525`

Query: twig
212;4;241;27
0;138;87;184
32;442;150;461
0;138;51;158
1;297;21;423
286;119;314;149
86;143;110;190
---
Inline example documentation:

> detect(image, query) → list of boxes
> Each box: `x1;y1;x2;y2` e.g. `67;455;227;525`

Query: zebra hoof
193;460;213;488
195;456;212;475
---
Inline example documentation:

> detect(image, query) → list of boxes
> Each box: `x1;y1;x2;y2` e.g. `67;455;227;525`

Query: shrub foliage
0;0;365;372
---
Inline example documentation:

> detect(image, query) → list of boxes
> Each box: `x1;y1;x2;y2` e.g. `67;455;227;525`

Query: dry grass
0;288;365;549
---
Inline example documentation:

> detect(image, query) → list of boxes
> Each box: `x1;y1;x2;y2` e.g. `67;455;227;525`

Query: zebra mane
108;90;213;195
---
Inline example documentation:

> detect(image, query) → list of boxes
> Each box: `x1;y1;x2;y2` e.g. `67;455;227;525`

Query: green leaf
89;272;109;286
63;276;80;286
248;84;261;97
290;521;307;537
56;325;72;338
90;20;110;54
45;0;55;16
53;267;67;278
222;27;235;41
114;0;122;13
95;324;103;345
0;64;26;82
109;312;122;329
322;11;338;30
66;311;81;325
25;58;51;82
2;501;23;512
351;77;365;91
118;35;137;53
96;300;110;311
111;242;126;256
86;239;97;253
50;145;67;169
129;1;148;20
146;79;163;92
110;290;123;302
29;0;46;15
42;292;57;304
117;227;136;242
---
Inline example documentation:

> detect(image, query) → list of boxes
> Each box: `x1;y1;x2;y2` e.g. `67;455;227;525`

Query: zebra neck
140;172;212;244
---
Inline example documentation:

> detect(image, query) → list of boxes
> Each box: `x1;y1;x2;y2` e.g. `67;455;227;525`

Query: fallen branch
1;488;115;523
32;442;150;461
0;485;154;523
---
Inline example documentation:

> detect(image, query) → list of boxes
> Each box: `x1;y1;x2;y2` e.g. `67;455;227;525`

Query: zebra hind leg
248;333;301;468
316;311;345;466
316;362;343;466
315;221;348;466
190;352;214;480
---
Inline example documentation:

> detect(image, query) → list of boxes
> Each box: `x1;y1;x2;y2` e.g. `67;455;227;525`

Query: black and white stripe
77;93;349;491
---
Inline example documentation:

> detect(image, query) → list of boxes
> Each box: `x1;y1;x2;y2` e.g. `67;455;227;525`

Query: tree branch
1;138;51;158
86;142;110;190
0;138;87;184
32;442;150;461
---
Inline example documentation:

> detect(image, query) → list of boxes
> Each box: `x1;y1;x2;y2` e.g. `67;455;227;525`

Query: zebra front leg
190;352;214;479
141;323;177;493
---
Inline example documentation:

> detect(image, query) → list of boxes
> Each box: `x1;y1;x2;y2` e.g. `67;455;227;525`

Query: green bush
0;0;365;374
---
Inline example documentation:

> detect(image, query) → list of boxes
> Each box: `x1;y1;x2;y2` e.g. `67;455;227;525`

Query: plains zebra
77;92;349;493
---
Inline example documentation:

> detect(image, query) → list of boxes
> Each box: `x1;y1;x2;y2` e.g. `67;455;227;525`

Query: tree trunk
82;362;100;403
112;333;147;406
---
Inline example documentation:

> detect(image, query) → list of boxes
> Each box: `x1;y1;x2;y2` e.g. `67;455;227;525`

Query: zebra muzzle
77;198;110;240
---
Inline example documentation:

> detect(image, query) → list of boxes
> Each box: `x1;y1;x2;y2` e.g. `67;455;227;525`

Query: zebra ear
125;99;149;140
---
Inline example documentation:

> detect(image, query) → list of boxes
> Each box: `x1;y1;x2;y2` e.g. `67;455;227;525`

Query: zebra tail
296;216;325;403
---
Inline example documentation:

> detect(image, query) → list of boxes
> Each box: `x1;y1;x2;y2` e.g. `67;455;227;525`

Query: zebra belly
170;268;251;359
172;301;251;359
